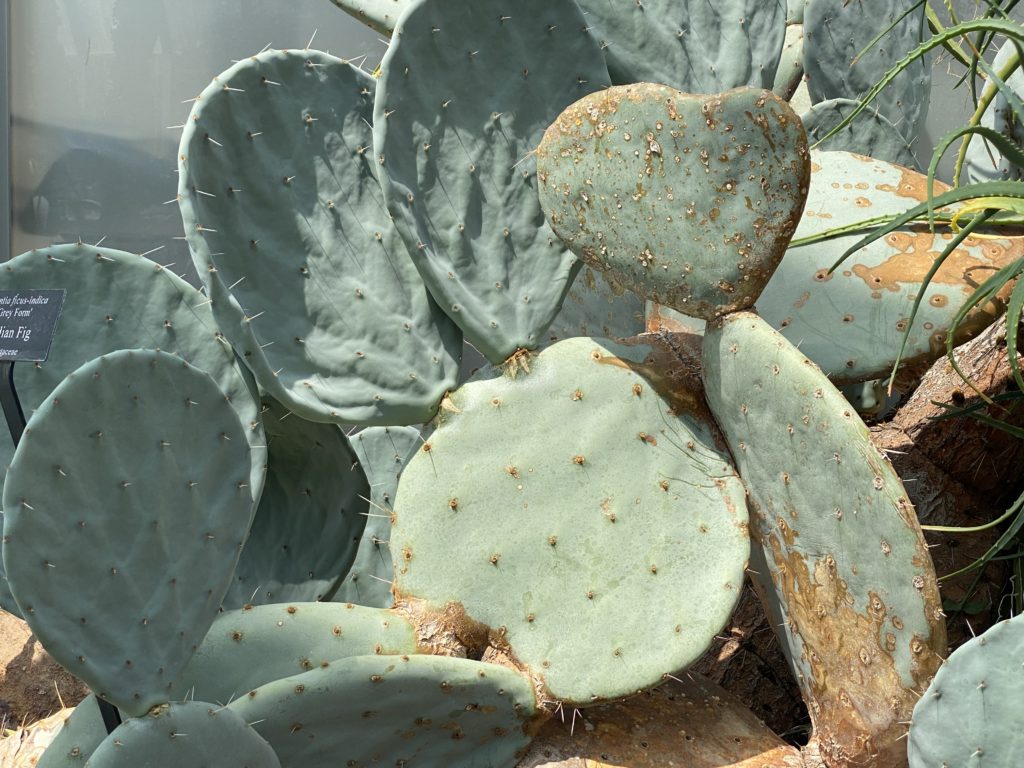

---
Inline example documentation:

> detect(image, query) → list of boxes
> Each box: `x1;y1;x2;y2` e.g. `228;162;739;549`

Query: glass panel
10;0;378;279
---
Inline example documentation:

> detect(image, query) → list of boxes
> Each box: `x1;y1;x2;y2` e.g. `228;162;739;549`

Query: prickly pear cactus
176;602;418;704
373;0;612;362
391;336;749;704
537;83;810;321
803;0;931;143
908;614;1024;768
573;0;787;94
224;397;368;609
84;701;280;767
178;49;462;426
801;98;918;168
227;654;538;768
0;244;266;616
3;350;255;716
333;425;422;607
757;150;1024;383
702;312;946;766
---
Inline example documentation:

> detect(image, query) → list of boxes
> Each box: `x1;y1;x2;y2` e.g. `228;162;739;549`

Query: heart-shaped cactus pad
537;83;810;320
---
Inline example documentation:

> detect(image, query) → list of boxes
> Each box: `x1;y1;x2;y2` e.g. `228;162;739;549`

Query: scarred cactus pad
537;83;810;320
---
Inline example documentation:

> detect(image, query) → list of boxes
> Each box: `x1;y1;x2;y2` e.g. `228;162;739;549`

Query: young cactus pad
756;151;1024;383
573;0;787;94
84;701;280;768
227;654;538;768
333;425;423;608
178;48;462;426
223;397;369;609
908;614;1024;768
2;350;255;716
0;244;265;615
537;84;810;321
175;602;418;705
372;0;612;362
702;313;946;766
36;695;105;768
390;336;749;704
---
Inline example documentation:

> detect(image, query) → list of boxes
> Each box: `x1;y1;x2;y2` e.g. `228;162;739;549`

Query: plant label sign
0;290;66;362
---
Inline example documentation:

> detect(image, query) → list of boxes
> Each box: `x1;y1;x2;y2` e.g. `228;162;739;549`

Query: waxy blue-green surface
224;397;368;609
179;49;462;425
373;0;612;362
3;350;254;716
333;425;422;607
393;336;749;703
804;0;930;143
909;614;1024;768
83;701;280;768
575;0;787;94
228;654;537;768
0;244;265;617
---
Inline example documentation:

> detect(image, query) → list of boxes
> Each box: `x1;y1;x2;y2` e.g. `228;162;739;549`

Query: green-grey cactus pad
3;350;255;716
804;0;930;143
801;98;918;168
772;23;804;101
37;695;106;768
967;42;1024;183
392;336;749;704
176;602;418;705
327;0;407;35
224;398;368;609
228;654;537;768
178;49;462;425
756;150;1024;383
575;0;787;94
373;0;612;362
83;701;280;768
909;614;1024;768
334;425;422;607
537;83;810;321
702;313;945;765
0;244;265;617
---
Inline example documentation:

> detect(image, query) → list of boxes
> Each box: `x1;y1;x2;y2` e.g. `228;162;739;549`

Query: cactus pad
224;397;368;608
801;98;918;168
327;0;408;35
37;695;106;768
909;614;1024;768
228;654;537;768
757;151;1024;382
334;425;423;607
176;602;418;705
0;244;265;616
3;350;254;716
803;0;930;143
373;0;612;362
85;701;280;767
537;83;810;321
178;49;462;425
391;336;749;704
575;0;786;94
702;312;945;766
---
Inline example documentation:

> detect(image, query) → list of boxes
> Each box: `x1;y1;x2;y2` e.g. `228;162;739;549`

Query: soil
0;611;88;733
